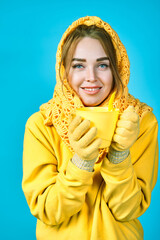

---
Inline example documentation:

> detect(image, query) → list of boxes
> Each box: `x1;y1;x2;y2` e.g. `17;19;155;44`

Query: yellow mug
76;107;119;148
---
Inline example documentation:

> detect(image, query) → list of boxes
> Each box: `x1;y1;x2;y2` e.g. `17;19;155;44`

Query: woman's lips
81;87;102;94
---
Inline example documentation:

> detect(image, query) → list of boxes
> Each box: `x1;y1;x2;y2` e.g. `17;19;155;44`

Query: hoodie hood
40;16;152;155
56;16;130;89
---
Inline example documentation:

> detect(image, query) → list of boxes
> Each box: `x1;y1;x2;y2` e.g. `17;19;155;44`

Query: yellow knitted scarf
40;16;152;161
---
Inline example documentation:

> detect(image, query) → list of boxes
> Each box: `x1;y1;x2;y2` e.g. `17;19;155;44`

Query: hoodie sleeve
22;112;94;226
100;111;158;221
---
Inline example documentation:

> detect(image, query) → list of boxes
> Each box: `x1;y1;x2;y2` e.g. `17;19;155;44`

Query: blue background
0;0;159;239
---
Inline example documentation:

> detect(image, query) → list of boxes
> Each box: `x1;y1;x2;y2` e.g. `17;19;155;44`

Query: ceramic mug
76;107;119;148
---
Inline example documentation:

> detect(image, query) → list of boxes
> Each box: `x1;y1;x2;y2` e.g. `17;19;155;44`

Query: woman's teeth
82;87;101;91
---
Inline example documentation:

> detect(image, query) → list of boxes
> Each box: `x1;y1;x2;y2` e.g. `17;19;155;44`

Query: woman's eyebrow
72;57;109;62
72;58;86;62
97;57;109;61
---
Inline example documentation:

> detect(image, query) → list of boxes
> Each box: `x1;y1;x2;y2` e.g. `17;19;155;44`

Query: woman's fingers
120;106;139;123
79;127;97;147
72;119;91;141
112;106;140;151
112;133;127;147
117;119;137;131
81;137;102;160
69;115;82;133
115;127;130;136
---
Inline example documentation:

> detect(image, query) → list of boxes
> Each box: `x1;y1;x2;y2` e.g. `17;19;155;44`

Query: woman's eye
72;64;84;69
98;63;109;69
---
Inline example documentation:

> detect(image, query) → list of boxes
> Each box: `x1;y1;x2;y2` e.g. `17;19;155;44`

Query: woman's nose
86;67;97;82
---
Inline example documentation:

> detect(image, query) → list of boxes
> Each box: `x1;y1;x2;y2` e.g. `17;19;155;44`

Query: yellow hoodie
22;16;158;240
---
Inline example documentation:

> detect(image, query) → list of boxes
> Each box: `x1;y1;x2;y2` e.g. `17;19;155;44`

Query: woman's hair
60;25;124;97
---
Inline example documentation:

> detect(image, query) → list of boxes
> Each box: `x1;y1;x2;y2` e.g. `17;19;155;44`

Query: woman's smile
80;86;102;94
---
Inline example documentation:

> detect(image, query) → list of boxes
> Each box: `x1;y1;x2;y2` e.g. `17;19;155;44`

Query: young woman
22;16;158;240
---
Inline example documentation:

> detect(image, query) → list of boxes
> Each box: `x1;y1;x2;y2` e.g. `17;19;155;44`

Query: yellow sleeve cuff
66;158;94;182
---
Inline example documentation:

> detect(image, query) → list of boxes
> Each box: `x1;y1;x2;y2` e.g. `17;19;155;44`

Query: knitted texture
108;146;130;164
72;154;96;172
40;16;152;162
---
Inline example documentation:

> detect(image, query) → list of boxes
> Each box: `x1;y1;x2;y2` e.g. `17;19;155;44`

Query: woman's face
68;37;113;107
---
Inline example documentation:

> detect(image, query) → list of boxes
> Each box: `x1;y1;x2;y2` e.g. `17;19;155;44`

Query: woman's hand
111;106;140;151
68;116;102;160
